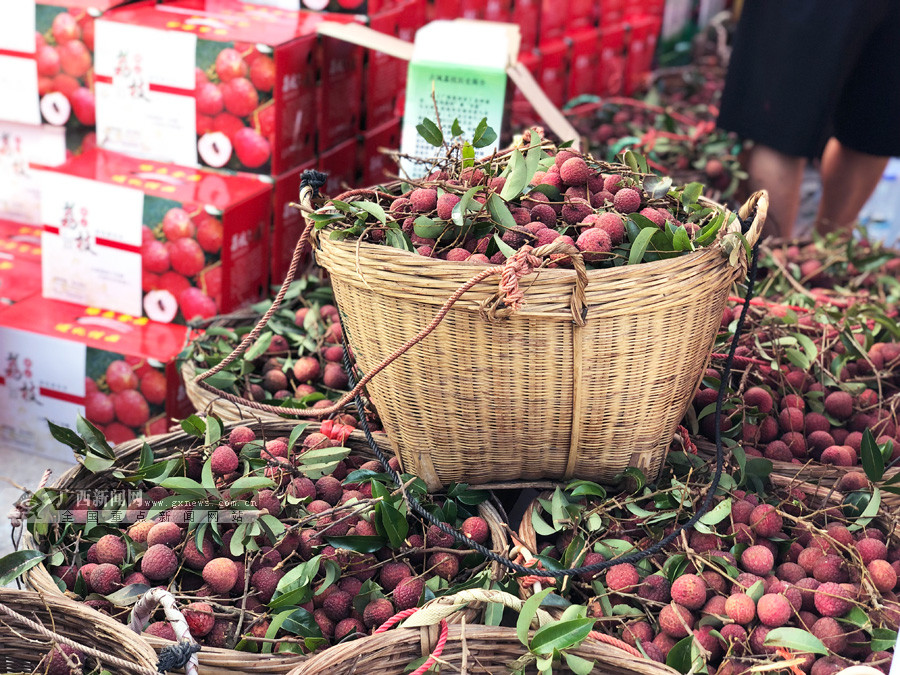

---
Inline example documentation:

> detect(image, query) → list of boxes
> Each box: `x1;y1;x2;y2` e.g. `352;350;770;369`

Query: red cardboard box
569;0;596;28
271;160;315;286
93;0;346;176
0;297;193;460
0;221;42;264
567;28;600;101
624;14;661;95
365;7;404;130
539;0;569;41
512;0;540;51
509;50;541;131
459;0;484;20
600;0;625;25
318;137;358;197
37;148;271;324
484;0;512;22
317;32;364;152
0;257;41;307
0;2;131;155
361;117;400;187
536;39;568;108
598;22;627;96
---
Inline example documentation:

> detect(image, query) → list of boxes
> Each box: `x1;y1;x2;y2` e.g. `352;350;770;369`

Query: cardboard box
271;160;315;285
508;49;540;131
0;120;70;225
598;22;627;96
361;116;400;187
0;296;193;460
429;0;461;21
0;257;42;307
38;148;271;323
600;0;625;25
568;0;596;29
0;220;42;264
317;31;364;151
625;14;662;95
512;0;540;51
0;1;128;155
318;137;358;197
94;0;345;175
567;28;600;102
539;0;569;41
365;7;404;130
536;39;568;108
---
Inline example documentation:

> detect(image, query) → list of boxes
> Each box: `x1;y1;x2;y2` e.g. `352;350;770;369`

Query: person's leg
815;138;890;235
744;144;807;239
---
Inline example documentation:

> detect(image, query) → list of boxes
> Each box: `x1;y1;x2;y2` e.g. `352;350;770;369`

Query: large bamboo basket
312;191;767;490
0;589;159;674
21;420;510;674
290;589;675;675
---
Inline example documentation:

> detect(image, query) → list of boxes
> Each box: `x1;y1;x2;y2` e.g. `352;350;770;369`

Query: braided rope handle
193;186;589;417
373;607;449;675
0;600;158;675
129;588;199;675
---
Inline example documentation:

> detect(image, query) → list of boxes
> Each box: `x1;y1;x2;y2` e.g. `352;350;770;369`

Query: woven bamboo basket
311;191;767;490
21;420;510;674
290;589;675;675
0;589;159;674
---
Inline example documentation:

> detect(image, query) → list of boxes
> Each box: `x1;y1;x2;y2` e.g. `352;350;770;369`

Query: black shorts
718;0;900;159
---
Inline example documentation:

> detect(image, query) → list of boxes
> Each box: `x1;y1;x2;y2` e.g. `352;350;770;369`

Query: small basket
312;191;766;489
0;589;159;675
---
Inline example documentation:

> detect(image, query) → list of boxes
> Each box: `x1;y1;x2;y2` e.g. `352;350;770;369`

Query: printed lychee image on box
38;149;271;324
0;297;193;461
92;0;344;175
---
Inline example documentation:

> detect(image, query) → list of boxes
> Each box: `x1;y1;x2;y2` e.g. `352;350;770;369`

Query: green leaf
487;194;517;231
563;653;594;675
699;498;732;526
104;583;150;606
0;550;45;586
861;428;885;482
628;227;656;265
516;588;552;646
643;175;673;199
451;119;463;137
416;118;443;147
871;627;897;652
493;232;517;259
567;480;606;498
180;415;206;438
228;476;276;498
530;617;596;655
159;477;207;500
287;424;309;453
413;216;445;239
47;421;85;451
746;580;765;602
681;182;703;208
666;636;700;674
848;487;881;531
841;606;871;630
385;228;414;252
461;141;475;169
323;536;385;553
763;628;827;655
451;185;484;229
472;117;497;148
500;150;528;201
75;417;115;459
672;225;692;252
245;331;273;361
531;510;558;536
377;501;408;549
351;201;387;225
623;150;639;174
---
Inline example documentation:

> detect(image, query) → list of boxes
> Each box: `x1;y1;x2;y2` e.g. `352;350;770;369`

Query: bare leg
745;144;806;239
815;137;890;235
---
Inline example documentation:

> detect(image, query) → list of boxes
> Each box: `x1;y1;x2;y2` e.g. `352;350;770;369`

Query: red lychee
670;574;707;610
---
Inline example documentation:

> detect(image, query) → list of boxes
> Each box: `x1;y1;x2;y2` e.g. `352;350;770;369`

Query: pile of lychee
525;484;897;674
44;425;490;653
141;205;223;323
345;148;717;267
36;9;96;131
186;284;373;419
84;358;168;445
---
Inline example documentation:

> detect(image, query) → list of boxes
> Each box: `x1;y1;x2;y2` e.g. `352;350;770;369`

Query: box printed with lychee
38;148;271;324
0;219;42;265
0;1;120;154
93;0;346;175
0;296;193;461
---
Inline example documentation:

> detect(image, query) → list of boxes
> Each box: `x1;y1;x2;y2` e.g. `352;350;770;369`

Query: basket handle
732;190;768;250
193;181;588;418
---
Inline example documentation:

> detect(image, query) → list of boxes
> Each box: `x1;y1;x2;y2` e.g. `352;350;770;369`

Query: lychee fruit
670;574;707;610
622;620;654;647
211;445;240;476
868;559;897;592
749;504;783;538
559;157;589;186
363;598;394;629
428;552;460;580
575;227;612;262
323;589;353;622
146;522;181;549
814;582;852;617
393;576;425;611
637;574;671;603
183;602;215;638
856;538;888;565
613;187;641;213
460;516;489;544
90;563;122;595
824;391;853;420
203;558;239;595
757;593;791;627
95;534;126;566
410;188;438;213
725;593;756;624
334;617;366;641
741;545;775;576
658;603;694;638
744;387;774;413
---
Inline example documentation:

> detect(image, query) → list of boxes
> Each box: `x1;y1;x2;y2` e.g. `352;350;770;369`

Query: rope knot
299;169;328;197
498;246;543;311
157;640;201;673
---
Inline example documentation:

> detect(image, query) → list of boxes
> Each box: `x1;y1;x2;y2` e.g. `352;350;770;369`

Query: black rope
341;212;762;578
300;170;328;198
156;640;201;673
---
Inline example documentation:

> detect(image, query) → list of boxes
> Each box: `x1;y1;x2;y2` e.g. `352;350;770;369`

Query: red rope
374;608;449;675
588;630;645;659
727;296;812;313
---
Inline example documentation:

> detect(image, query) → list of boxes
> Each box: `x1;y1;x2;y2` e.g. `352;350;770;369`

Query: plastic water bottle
860;158;900;245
